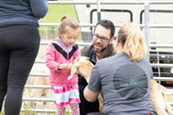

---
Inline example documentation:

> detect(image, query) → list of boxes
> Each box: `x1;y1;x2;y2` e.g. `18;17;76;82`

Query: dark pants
0;25;40;115
79;85;100;115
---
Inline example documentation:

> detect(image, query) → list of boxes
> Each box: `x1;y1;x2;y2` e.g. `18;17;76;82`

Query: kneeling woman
84;23;155;115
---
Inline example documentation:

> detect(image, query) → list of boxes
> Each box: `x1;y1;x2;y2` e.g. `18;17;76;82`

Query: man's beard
94;46;107;53
94;41;110;53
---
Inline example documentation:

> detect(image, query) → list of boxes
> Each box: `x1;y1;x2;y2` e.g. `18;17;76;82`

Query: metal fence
22;1;173;114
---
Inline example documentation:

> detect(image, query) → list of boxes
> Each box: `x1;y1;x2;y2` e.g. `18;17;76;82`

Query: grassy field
39;0;79;32
39;1;78;23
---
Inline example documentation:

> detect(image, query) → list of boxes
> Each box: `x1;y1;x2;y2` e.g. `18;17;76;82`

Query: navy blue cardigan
0;0;48;27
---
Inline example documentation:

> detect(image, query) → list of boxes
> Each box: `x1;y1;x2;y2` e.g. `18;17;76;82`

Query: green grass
39;0;79;31
0;106;72;115
39;4;78;23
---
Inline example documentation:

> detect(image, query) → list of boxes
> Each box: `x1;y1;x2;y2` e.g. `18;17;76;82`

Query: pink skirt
51;84;81;107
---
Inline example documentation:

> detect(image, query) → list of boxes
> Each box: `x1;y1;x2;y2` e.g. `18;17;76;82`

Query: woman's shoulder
97;55;115;66
99;52;125;63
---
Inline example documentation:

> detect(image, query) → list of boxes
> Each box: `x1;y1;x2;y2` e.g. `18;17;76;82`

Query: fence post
144;1;150;60
97;0;101;21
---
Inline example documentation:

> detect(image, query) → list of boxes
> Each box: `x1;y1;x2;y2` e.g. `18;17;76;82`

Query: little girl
45;15;81;115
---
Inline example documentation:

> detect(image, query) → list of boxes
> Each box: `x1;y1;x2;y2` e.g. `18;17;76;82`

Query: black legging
0;25;40;115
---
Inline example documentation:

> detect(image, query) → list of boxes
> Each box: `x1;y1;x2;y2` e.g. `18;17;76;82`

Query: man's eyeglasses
93;34;110;42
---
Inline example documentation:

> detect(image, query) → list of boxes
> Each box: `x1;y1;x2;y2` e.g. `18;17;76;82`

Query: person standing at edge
84;23;155;115
0;0;48;115
78;19;115;115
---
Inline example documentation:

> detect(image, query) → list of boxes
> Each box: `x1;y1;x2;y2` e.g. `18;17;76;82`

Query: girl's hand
59;63;73;70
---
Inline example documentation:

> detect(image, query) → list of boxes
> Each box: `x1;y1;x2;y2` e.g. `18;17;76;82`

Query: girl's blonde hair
58;15;79;35
117;23;147;61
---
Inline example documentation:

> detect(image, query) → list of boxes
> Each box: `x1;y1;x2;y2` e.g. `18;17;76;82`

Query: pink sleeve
45;44;60;71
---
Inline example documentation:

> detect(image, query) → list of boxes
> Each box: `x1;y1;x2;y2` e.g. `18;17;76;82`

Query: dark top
0;0;48;27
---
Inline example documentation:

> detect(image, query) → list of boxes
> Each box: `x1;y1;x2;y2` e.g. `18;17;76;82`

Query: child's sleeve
45;44;61;71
